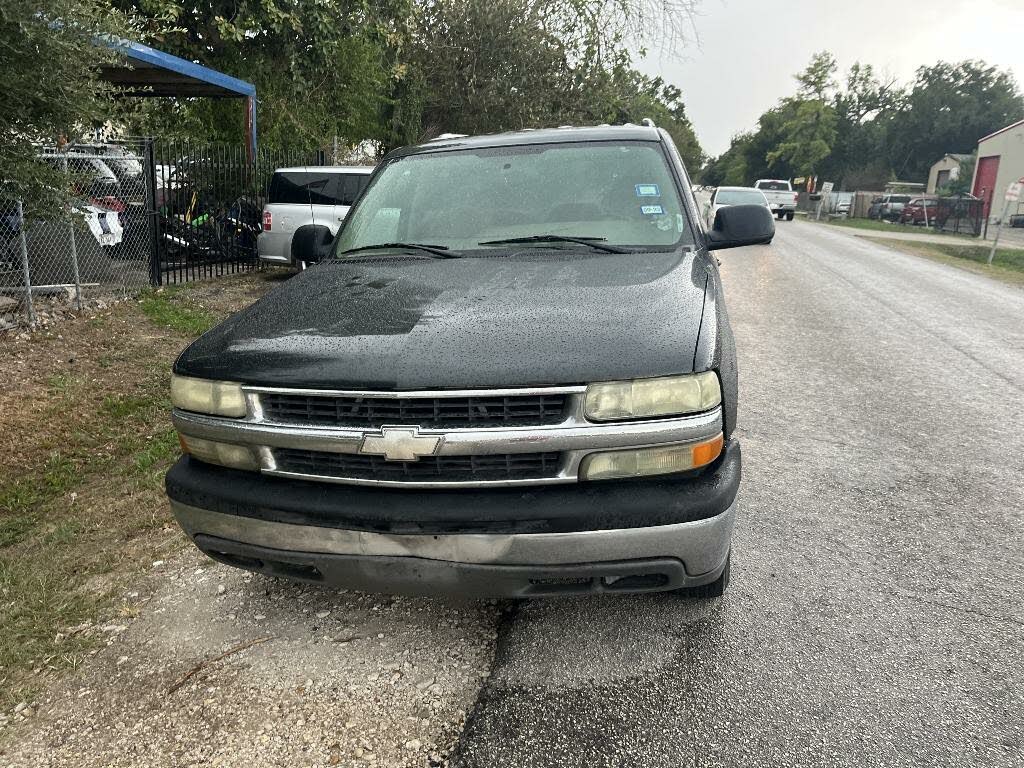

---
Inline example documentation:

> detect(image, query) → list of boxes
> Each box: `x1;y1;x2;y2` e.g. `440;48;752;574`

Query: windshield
715;189;766;206
889;195;911;203
333;141;691;254
756;181;790;191
101;155;143;177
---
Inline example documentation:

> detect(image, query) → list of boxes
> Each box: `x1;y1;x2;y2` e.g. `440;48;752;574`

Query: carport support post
987;199;1011;265
144;138;162;287
61;156;83;310
16;200;36;325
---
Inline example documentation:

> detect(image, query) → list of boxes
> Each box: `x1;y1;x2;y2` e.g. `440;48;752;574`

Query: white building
927;154;971;194
971;119;1024;223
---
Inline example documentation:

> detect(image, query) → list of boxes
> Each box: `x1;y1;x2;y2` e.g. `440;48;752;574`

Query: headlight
171;374;246;417
584;372;721;422
580;433;723;481
178;434;258;471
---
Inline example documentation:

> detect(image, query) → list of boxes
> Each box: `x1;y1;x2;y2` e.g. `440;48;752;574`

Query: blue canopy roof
99;38;257;153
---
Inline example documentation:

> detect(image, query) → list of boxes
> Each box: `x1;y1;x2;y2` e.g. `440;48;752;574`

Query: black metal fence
152;140;321;285
934;194;984;236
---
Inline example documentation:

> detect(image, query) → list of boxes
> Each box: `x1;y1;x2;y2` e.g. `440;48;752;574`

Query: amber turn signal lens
691;432;724;469
579;432;725;481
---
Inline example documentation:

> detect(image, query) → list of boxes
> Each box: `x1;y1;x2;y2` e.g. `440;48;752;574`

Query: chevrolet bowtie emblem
358;426;443;462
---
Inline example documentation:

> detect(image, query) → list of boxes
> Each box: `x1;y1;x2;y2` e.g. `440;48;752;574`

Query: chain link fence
2;139;322;337
2;140;153;335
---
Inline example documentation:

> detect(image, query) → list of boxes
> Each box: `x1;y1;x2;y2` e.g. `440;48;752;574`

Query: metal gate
150;140;321;285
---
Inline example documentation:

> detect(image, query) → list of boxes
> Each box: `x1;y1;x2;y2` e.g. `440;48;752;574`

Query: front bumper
173;500;735;598
166;440;740;597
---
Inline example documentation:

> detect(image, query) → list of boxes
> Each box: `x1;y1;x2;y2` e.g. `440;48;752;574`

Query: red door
974;155;1000;218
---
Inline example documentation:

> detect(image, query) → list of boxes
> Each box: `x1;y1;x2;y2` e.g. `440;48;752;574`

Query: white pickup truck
754;180;798;221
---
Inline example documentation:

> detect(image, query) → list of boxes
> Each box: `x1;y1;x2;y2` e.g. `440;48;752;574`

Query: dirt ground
0;271;500;766
3;549;497;768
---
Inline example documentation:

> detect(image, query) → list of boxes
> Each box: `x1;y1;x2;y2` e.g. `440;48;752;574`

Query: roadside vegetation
862;237;1024;286
702;53;1022;192
5;0;708;210
0;274;276;710
816;217;979;238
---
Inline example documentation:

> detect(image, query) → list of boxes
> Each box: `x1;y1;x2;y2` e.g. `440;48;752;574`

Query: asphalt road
449;220;1024;767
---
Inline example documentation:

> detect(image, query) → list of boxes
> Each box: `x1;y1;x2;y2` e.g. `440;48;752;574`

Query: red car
899;197;938;225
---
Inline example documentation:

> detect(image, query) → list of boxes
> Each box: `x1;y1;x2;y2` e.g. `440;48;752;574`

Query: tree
795;51;837;101
114;0;704;154
1;0;130;208
824;63;902;185
113;0;407;149
765;53;838;178
884;61;1022;180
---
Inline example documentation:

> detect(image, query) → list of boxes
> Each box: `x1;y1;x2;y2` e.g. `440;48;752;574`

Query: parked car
868;194;912;221
257;166;374;267
704;186;773;237
899;197;938;225
39;153;122;204
753;179;798;220
70;143;144;187
166;124;775;599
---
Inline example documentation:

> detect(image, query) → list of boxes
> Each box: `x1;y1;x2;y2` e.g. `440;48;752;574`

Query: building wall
927;156;961;193
972;119;1024;223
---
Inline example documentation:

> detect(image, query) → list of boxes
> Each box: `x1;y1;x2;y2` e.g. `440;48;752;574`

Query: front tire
674;553;730;597
786;212;794;221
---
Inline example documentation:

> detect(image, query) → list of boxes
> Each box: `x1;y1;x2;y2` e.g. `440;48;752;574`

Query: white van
258;166;374;266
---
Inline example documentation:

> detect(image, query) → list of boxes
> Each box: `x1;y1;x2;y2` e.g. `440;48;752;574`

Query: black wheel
786;212;794;221
776;212;784;220
674;553;730;597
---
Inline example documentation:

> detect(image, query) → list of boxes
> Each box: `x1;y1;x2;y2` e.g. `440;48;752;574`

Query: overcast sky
637;0;1024;157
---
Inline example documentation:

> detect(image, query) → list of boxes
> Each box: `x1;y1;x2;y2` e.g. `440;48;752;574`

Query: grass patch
862;237;1024;286
0;273;276;711
817;217;977;240
139;288;217;336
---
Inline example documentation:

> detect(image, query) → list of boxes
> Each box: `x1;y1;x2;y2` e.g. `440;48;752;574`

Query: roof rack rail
641;118;656;128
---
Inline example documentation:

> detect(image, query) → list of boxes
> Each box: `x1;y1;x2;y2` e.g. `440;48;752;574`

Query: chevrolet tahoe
165;124;774;598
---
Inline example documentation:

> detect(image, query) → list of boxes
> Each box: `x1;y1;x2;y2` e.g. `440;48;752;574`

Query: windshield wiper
339;242;459;259
478;235;628;254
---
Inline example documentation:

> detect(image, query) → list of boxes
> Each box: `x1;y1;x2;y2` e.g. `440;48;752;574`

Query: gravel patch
2;547;499;767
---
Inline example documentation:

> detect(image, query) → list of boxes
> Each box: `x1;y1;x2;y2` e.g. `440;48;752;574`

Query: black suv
165;125;774;598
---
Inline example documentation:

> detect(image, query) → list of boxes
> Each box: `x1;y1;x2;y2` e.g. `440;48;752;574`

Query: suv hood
175;250;712;389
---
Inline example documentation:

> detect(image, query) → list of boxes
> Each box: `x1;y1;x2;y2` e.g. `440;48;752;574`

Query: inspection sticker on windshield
635;183;660;197
640;204;665;215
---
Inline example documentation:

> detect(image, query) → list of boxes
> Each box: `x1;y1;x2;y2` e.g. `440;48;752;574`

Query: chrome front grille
172;383;725;488
260;391;568;429
274;448;562;483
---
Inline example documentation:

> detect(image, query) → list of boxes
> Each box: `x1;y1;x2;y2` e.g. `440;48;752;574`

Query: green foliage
113;0;403;148
766;99;837;177
938;154;977;197
0;0;130;210
885;61;1022;180
702;53;1023;190
114;0;704;160
138;289;217;336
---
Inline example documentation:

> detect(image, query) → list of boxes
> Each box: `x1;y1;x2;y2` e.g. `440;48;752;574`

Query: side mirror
706;204;775;250
291;224;334;265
